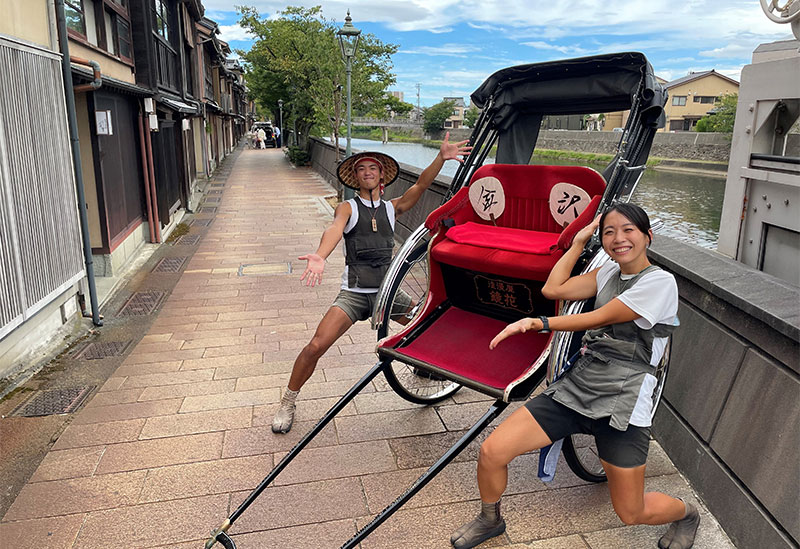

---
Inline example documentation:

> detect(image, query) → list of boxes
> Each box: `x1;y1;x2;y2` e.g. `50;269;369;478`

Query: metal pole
55;0;102;327
343;55;355;199
278;106;283;148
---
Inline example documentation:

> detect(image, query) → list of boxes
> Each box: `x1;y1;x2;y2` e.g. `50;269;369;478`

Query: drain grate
198;207;217;213
210;183;225;188
153;256;189;272
190;219;212;227
12;386;95;417
175;234;201;246
204;197;220;203
118;290;166;316
74;340;132;360
208;190;223;195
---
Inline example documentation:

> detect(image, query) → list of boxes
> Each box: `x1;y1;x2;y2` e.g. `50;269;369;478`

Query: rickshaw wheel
561;338;672;483
376;234;461;405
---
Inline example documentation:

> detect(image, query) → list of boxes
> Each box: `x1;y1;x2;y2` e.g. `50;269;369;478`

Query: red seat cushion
445;222;559;255
432;238;562;280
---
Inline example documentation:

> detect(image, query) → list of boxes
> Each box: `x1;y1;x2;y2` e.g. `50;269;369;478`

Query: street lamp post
277;99;283;148
337;10;361;199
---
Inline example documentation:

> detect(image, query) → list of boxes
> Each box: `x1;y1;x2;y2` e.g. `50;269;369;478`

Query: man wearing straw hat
272;133;471;433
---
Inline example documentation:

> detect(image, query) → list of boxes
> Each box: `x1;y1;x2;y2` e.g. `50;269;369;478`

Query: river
340;137;725;249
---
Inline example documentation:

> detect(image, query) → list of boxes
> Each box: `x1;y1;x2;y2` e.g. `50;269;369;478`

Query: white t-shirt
594;261;679;427
340;197;396;293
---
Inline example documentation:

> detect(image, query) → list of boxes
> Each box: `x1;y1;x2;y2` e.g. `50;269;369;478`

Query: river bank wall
359;127;800;164
310;136;800;549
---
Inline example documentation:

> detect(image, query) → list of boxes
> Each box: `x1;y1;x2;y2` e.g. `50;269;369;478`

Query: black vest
344;198;394;289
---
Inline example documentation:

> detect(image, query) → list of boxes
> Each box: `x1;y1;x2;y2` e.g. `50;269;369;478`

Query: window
693;95;717;104
154;0;169;41
65;0;86;35
672;96;687;106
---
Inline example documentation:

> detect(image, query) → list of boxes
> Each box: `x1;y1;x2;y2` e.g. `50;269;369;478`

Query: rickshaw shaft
227;360;388;524
339;399;509;549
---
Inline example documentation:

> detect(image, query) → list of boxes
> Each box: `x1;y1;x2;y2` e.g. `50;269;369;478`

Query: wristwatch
538;316;550;333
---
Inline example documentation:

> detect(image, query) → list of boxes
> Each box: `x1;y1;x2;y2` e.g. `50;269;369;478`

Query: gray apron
543;265;676;431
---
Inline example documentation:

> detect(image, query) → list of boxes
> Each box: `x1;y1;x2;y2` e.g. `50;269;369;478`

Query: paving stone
73;494;228;548
252;397;359;425
335;407;446;444
139;454;273;502
179;388;280;413
524;535;590;548
29;447;105;482
0;514;86;549
180;352;264;371
274;440;397;486
139;407;251;439
225;519;356;549
72;398;183;425
389;429;491;469
95;432;224;474
222;421;338;459
112;360;183;377
4;470;146;520
83;388;145;408
230;478;367;534
52;419;145;450
119;369;215;389
138;379;236;401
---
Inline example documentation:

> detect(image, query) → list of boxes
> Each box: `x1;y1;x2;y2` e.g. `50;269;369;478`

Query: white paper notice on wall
149;113;159;131
95;110;113;135
182;119;190;131
549;183;591;228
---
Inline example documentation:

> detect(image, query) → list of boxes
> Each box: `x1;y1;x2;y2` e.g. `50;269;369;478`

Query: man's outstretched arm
392;132;471;215
299;201;352;286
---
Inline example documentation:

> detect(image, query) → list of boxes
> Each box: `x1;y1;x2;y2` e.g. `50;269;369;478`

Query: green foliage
365;94;413;118
285;145;310;166
423;100;455;133
464;105;480;128
238;6;398;151
695;93;738;132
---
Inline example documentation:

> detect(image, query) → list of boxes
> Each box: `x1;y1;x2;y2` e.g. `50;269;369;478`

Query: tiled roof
666;70;739;88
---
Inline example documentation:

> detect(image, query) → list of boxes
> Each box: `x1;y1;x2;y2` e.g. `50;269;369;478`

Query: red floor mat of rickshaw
397;307;549;390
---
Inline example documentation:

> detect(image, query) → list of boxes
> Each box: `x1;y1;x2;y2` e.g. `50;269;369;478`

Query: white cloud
699;42;756;58
521;41;588;55
399;43;483;56
218;24;255;42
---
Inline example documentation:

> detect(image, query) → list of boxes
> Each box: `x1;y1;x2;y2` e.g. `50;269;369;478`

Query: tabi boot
271;388;298;434
450;501;506;549
658;501;700;549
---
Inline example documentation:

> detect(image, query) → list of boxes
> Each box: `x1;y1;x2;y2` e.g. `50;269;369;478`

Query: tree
238;6;398;152
423;100;456;133
464;105;480;128
695;93;738;132
367;94;413;118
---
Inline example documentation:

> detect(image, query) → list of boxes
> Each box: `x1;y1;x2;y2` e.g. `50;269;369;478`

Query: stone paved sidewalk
0;149;735;548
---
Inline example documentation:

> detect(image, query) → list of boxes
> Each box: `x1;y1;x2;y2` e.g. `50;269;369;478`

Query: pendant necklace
369;196;379;232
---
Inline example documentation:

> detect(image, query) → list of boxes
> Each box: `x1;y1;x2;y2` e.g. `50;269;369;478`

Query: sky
205;1;795;108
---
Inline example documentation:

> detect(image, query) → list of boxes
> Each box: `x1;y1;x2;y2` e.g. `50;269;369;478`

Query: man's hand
298;253;325;287
489;317;542;349
439;131;472;164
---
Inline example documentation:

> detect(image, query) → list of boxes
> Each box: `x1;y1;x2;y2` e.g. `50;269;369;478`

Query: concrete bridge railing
351;116;422;129
308;136;800;549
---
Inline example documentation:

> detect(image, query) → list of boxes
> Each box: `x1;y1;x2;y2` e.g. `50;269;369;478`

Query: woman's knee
479;436;512;469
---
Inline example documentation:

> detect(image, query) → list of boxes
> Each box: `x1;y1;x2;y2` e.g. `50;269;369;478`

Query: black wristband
538;316;550;333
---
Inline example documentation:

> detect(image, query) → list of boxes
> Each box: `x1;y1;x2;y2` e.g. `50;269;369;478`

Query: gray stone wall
309;137;800;547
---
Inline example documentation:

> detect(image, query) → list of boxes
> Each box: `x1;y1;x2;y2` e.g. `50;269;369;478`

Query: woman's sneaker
659;502;700;549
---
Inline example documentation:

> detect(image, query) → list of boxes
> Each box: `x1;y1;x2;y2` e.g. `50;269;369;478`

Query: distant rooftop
666;69;739;88
443;97;466;107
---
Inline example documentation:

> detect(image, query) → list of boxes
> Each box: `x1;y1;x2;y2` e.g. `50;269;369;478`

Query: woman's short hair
600;203;652;244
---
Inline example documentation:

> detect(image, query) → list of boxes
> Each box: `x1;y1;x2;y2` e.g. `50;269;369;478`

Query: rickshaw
206;51;669;549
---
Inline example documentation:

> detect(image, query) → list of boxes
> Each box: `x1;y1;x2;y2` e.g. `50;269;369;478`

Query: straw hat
337;152;399;190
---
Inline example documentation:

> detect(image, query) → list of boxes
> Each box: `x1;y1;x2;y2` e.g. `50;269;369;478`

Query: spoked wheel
373;226;461;404
561;338;672;483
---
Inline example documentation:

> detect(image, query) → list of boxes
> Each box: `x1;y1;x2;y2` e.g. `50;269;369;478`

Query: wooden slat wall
0;36;85;340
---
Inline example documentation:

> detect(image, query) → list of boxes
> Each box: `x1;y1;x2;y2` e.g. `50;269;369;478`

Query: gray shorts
525;394;651;468
333;289;413;323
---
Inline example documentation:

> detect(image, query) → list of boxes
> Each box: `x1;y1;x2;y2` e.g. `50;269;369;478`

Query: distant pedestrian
274;126;281;148
257;128;267;150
